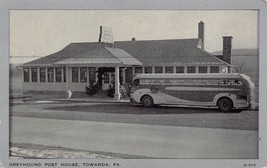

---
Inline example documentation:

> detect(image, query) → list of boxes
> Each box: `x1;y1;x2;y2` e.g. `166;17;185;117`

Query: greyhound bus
130;73;255;112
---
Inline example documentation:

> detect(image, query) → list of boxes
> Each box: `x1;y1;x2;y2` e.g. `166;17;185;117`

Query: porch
54;47;142;100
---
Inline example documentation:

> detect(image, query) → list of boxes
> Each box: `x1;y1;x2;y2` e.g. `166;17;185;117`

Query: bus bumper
235;99;250;110
250;101;258;110
130;92;139;103
236;99;258;110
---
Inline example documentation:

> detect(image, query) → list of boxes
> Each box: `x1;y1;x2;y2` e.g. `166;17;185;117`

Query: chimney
198;21;204;49
222;36;233;64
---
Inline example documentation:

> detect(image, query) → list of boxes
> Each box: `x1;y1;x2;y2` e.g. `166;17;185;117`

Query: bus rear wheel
141;96;154;107
218;98;233;112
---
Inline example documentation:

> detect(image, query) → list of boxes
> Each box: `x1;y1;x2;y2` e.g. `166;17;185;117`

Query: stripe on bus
165;87;240;91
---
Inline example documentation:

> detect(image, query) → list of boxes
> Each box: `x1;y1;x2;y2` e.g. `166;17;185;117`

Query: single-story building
20;21;232;99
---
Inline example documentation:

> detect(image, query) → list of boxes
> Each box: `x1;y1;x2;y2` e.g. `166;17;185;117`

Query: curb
56;98;130;104
10;98;130;104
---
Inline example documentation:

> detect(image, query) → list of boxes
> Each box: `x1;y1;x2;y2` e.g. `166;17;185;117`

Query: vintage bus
130;73;256;112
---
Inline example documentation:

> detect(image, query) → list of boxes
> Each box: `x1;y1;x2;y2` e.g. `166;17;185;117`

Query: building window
176;66;184;73
39;68;46;82
23;68;29;82
72;67;78;83
80;67;87;83
31;68;38;82
135;67;142;74
48;67;54;82
199;66;207;73
103;73;110;84
187;66;196;73
55;67;62;82
210;66;219;73
144;67;152;73
63;67;66;82
155;67;163;73
165;66;174;73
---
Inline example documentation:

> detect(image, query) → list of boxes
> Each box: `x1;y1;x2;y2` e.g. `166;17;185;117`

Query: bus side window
152;80;161;85
164;79;171;85
207;80;217;85
183;79;194;85
218;79;230;85
194;80;207;85
169;79;184;85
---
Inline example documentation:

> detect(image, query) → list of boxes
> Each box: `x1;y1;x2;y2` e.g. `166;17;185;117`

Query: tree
232;58;246;73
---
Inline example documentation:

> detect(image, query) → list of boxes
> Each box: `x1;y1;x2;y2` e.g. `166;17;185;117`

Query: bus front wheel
218;98;233;112
141;96;154;107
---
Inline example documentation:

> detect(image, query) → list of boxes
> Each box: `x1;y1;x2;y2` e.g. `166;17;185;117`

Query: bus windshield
132;79;140;87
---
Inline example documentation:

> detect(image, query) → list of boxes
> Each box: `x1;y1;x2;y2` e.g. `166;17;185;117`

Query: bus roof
133;73;250;80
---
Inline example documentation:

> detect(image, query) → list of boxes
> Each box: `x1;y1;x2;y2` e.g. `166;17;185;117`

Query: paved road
10;101;259;158
11;116;258;159
10;101;258;130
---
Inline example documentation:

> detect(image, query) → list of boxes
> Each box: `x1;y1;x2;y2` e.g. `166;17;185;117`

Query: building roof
115;39;230;66
22;38;230;67
22;42;102;66
55;47;142;66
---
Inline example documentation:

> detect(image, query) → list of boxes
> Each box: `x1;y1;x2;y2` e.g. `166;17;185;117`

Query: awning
55;47;142;67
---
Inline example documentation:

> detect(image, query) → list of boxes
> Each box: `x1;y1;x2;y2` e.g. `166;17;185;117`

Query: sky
10;10;258;64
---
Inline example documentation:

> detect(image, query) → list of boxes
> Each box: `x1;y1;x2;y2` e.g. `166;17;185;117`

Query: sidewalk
10;91;130;104
56;97;130;104
10;98;130;105
10;144;116;159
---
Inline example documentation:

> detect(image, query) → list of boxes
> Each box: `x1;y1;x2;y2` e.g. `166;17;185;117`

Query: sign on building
99;26;114;44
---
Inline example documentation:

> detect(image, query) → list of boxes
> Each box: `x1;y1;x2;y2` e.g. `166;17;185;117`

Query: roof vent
132;37;136;41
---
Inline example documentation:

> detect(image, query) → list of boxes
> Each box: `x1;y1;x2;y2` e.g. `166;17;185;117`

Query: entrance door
102;72;115;90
